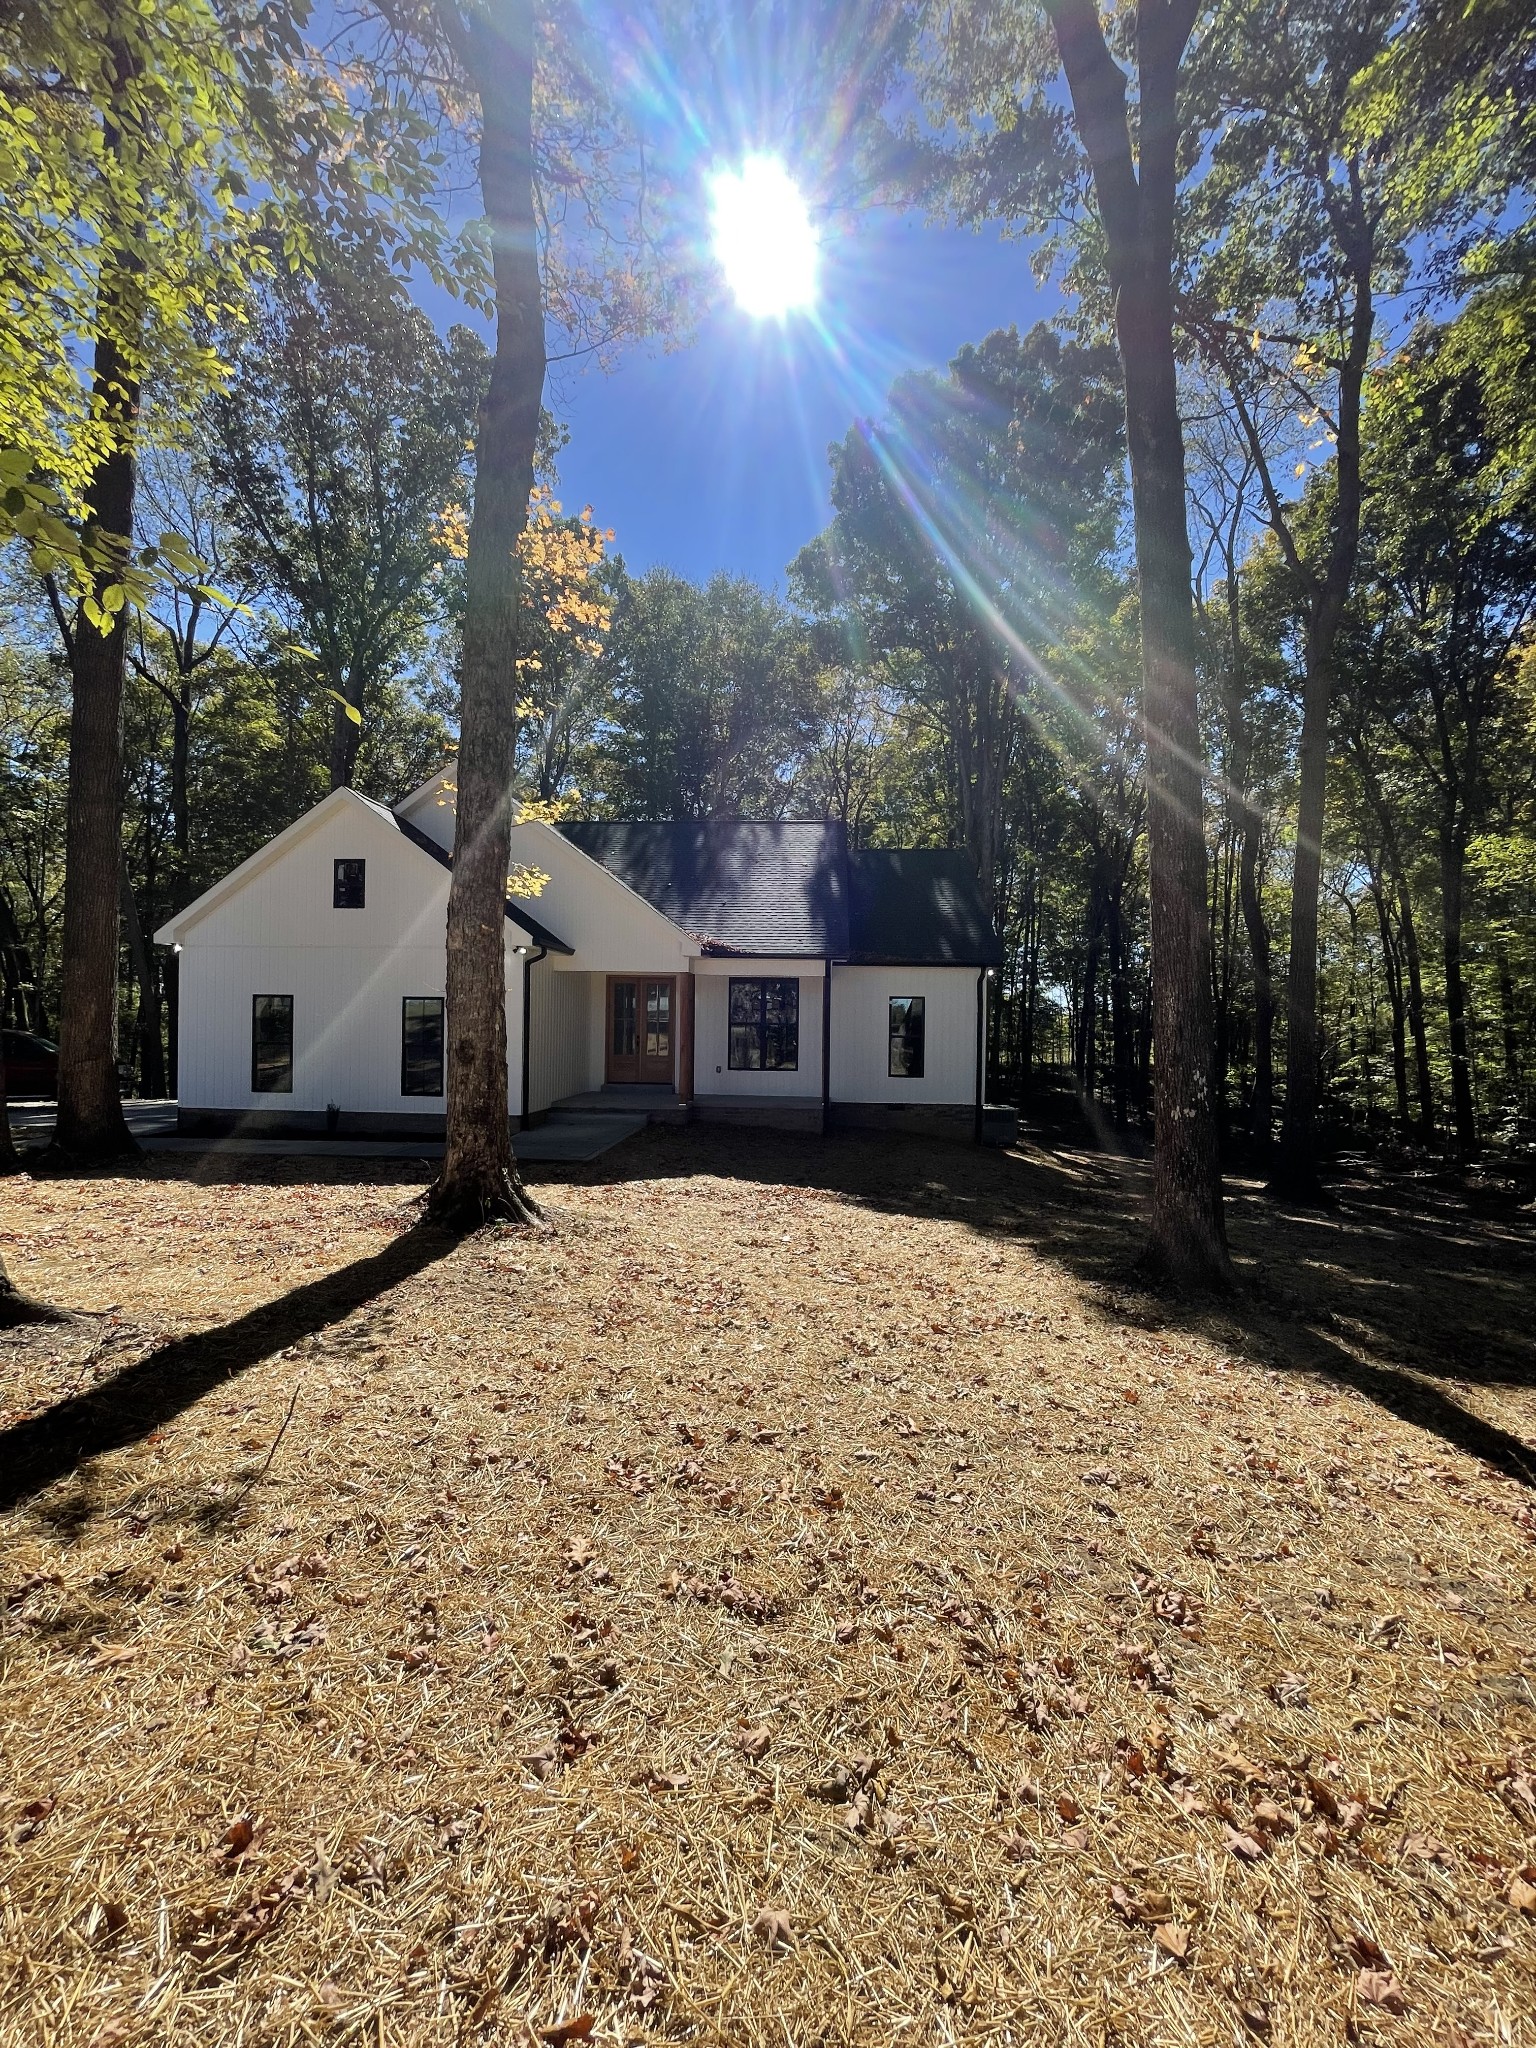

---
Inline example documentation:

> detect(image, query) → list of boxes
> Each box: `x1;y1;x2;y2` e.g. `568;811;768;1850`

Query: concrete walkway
4;1100;645;1166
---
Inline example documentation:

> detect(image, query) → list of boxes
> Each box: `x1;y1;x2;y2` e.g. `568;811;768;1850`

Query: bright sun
709;156;818;319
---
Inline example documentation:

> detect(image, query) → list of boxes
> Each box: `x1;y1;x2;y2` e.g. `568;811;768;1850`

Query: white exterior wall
693;959;824;1098
507;822;693;975
171;794;524;1117
828;964;979;1104
528;966;598;1112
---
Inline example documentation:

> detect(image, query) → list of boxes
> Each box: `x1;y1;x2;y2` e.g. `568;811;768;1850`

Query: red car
2;1030;59;1099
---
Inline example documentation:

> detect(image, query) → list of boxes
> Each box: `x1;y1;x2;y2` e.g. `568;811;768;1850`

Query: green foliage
587;566;823;819
207;257;486;789
0;0;479;607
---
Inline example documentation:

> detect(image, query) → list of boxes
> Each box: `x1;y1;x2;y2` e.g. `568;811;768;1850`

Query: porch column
678;968;695;1104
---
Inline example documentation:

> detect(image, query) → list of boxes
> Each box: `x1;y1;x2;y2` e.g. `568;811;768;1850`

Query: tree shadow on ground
0;1217;456;1515
537;1110;1536;1492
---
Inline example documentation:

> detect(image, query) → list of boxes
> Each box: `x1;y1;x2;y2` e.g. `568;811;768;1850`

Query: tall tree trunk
1400;886;1435;1142
1107;879;1131;1131
119;858;165;1098
1048;0;1230;1285
53;38;140;1164
0;1029;18;1175
428;0;544;1227
1496;934;1520;1102
1370;880;1410;1134
1440;827;1478;1160
328;687;363;790
54;324;139;1163
1237;807;1273;1153
1273;613;1332;1195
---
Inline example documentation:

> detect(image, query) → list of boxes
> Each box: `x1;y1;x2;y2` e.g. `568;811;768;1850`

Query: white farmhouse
154;770;1004;1142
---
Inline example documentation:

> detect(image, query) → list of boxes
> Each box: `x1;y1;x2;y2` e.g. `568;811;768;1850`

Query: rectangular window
401;997;445;1097
728;978;799;1072
252;994;293;1093
333;858;366;908
889;995;925;1079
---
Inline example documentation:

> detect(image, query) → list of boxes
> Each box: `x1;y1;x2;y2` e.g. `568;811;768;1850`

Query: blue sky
542;209;1059;590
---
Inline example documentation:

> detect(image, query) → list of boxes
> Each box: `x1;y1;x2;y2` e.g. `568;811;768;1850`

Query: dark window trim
333;857;366;909
401;995;445;1097
727;976;799;1073
251;993;294;1094
888;994;926;1079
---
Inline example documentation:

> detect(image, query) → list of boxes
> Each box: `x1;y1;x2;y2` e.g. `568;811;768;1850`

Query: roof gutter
519;945;547;1129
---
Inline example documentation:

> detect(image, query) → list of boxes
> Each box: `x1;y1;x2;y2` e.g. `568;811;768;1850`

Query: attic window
334;858;366;908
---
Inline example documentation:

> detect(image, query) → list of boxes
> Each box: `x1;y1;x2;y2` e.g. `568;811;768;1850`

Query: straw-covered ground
1;1121;1534;2048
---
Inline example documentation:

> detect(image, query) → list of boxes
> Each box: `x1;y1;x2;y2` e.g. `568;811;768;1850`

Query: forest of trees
7;287;1534;1166
2;0;1534;1261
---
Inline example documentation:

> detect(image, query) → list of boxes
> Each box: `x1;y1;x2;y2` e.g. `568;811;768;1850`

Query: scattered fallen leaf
1357;1968;1407;2014
1509;1872;1536;1916
539;2017;596;2046
752;1906;793;1951
1154;1921;1191;1962
1269;1671;1310;1710
735;1723;772;1760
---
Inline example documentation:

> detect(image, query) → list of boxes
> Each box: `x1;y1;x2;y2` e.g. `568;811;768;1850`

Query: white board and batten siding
528;966;596;1114
167;792;520;1118
829;964;979;1104
691;957;824;1100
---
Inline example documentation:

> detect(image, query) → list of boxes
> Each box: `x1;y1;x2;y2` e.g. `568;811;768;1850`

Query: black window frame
401;996;445;1098
251;994;294;1094
728;977;799;1073
888;995;926;1079
333;857;366;909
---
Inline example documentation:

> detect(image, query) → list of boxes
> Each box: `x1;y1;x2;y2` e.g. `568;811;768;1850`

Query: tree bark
1047;0;1231;1287
1439;825;1478;1160
53;37;140;1164
54;325;139;1163
119;857;165;1098
427;0;544;1228
1237;806;1273;1151
1369;876;1410;1133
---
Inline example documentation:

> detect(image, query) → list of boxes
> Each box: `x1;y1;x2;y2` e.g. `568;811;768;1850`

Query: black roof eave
393;813;574;955
842;954;1002;969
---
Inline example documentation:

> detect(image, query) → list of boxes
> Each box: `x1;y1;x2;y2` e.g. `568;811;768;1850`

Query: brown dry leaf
1508;1873;1536;1916
217;1816;258;1861
644;1769;691;1793
1357;1967;1408;2014
752;1906;793;1951
735;1723;772;1760
314;1983;346;2014
1224;1825;1268;1862
85;2022;132;2048
564;1535;595;1572
539;2017;596;2045
83;1644;137;1672
1154;1921;1191;1962
1269;1671;1310;1709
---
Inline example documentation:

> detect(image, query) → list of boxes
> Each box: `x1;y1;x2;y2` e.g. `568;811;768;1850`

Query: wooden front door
606;976;675;1086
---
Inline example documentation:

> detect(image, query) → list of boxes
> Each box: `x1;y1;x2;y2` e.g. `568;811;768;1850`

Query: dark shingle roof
847;849;1003;966
555;821;1001;966
557;821;850;956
